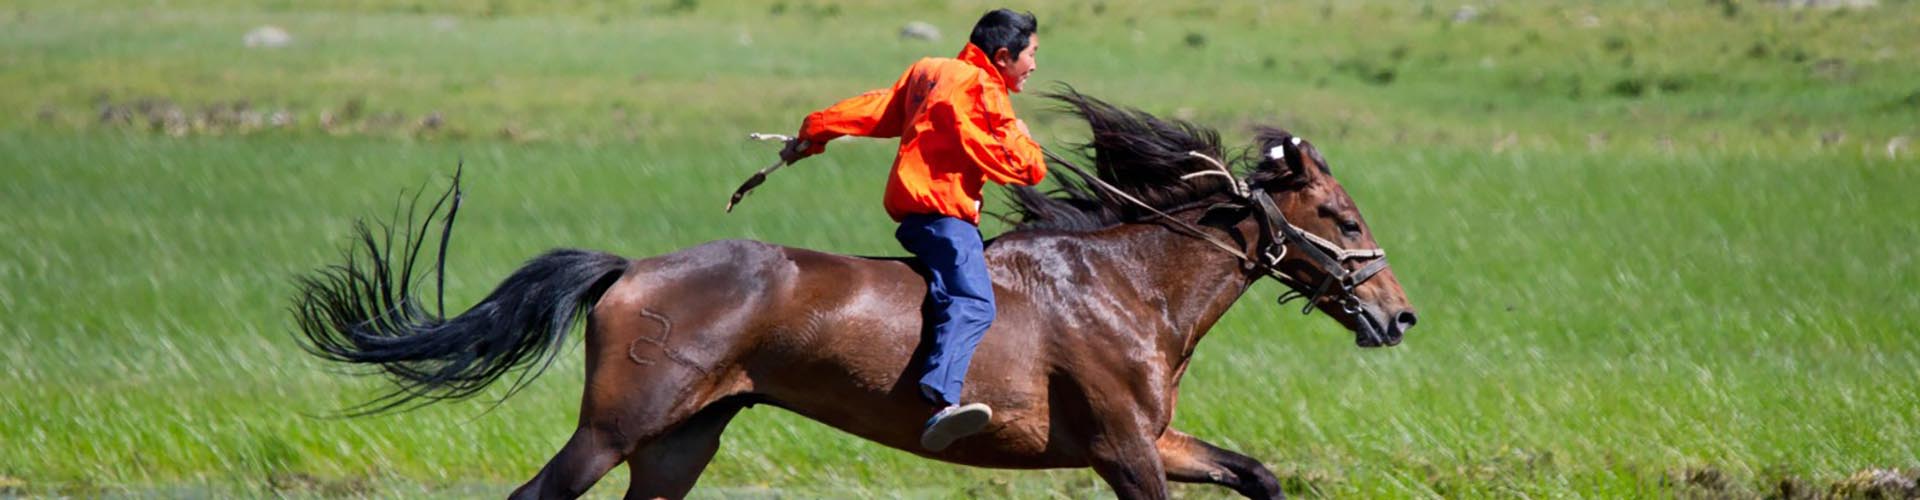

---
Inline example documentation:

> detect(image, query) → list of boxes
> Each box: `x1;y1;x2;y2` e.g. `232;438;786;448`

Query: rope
1178;151;1248;198
1041;148;1259;264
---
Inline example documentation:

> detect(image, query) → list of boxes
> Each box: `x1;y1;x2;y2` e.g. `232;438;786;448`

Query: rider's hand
1014;119;1031;138
779;138;812;165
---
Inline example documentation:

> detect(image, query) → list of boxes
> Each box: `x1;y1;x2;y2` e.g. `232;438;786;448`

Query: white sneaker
920;403;993;451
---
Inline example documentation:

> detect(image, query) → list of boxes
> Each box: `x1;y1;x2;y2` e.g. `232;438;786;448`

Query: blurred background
2;0;1916;497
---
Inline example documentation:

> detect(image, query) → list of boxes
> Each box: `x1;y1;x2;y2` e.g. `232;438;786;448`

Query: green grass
3;0;1918;497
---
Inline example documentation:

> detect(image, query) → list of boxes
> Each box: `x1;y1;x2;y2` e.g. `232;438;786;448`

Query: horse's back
593;239;928;385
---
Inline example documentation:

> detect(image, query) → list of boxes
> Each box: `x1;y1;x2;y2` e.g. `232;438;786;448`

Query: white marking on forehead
1290;137;1304;146
1267;145;1287;160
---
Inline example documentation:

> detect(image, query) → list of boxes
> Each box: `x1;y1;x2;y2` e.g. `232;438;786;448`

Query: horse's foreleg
1157;429;1284;499
622;402;744;500
1087;429;1170;500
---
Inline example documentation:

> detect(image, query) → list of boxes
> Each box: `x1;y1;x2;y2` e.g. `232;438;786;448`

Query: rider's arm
794;68;913;156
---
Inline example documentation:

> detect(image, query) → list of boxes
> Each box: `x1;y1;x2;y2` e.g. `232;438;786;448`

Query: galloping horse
293;90;1416;500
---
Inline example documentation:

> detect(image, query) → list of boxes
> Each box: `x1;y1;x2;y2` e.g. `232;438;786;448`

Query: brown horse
293;90;1415;500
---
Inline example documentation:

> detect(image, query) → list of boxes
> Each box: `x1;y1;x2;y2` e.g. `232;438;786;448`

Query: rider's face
994;35;1038;93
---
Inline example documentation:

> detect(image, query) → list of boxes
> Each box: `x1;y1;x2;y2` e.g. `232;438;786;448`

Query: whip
725;133;809;213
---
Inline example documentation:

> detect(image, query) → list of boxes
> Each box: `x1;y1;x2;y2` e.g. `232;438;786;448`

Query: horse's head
1005;88;1413;345
1243;128;1416;347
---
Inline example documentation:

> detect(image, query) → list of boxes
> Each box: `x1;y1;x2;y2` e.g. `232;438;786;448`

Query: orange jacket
798;44;1047;224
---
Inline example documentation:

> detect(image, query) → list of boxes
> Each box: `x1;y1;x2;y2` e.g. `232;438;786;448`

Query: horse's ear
1269;136;1308;176
1255;131;1313;186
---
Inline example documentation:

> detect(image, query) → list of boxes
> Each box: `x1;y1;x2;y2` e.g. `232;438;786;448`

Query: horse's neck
1126;221;1258;356
1028;217;1257;357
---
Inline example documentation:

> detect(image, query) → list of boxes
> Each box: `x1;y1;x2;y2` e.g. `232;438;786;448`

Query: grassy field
3;0;1918;497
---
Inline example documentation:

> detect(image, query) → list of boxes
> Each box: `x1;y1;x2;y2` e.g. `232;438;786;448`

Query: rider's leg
895;214;997;405
895;214;997;450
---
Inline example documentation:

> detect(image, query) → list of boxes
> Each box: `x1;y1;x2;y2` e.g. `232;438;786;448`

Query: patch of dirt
1674;465;1920;499
78;94;461;140
1827;468;1919;499
267;472;373;497
1668;466;1752;499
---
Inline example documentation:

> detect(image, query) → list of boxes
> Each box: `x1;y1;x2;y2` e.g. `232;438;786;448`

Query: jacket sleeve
949;81;1047;186
795;67;913;155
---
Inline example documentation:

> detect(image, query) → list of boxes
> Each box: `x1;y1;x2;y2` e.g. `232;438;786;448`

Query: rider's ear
993;47;1014;67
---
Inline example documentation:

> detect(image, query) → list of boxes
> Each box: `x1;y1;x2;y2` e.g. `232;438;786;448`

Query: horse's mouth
1352;306;1402;348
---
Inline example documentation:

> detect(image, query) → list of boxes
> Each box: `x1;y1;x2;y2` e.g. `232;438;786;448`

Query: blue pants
895;214;996;407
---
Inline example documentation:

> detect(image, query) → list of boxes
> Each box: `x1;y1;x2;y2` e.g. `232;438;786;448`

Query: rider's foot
920;402;993;451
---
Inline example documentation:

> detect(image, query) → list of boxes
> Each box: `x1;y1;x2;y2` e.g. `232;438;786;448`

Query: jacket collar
958;43;1008;90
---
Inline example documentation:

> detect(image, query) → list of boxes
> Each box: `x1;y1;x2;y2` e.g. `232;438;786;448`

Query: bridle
1245;185;1388;316
1041;147;1388;319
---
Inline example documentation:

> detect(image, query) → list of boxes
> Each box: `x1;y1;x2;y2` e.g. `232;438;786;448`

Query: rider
778;9;1045;451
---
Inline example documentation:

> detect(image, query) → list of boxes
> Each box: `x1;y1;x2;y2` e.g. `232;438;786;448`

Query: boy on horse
777;8;1045;451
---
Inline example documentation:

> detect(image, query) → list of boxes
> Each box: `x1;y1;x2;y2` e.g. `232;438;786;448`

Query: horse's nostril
1394;311;1418;331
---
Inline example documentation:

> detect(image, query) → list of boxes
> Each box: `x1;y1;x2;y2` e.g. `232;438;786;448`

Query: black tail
292;172;629;415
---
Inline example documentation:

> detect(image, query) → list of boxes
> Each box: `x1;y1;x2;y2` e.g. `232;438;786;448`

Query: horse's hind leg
622;401;744;499
1157;429;1284;499
509;425;629;500
511;294;740;499
510;361;726;500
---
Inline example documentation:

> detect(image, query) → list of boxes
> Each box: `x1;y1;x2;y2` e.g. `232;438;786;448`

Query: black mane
1001;88;1254;233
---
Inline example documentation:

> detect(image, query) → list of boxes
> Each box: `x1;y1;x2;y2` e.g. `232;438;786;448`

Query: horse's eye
1338;220;1362;235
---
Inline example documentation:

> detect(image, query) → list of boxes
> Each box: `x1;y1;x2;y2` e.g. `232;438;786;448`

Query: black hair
969;9;1038;58
1000;87;1230;233
998;86;1329;234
